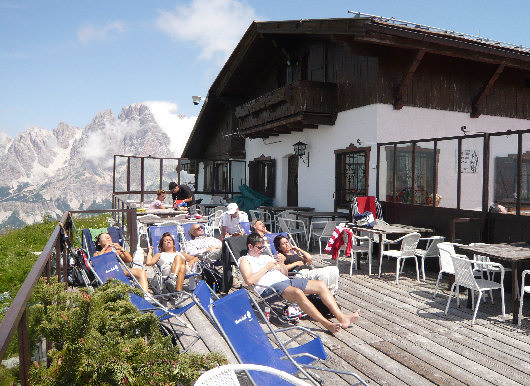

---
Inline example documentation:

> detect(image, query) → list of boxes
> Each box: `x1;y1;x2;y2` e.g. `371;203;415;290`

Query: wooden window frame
334;144;370;210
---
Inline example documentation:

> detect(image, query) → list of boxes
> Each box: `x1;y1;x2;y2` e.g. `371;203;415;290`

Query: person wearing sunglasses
239;233;360;334
185;224;222;261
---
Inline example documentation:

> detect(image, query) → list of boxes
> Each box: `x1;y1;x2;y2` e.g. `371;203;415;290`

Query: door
287;155;298;206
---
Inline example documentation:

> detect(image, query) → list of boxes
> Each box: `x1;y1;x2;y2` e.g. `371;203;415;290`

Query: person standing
168;181;195;206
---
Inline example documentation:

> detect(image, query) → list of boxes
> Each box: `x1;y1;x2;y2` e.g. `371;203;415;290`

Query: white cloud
156;0;258;63
143;101;196;157
78;21;125;44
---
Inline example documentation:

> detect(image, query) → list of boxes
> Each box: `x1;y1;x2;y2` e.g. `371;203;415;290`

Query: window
385;145;437;204
214;161;228;192
248;156;276;198
335;145;370;209
494;153;530;205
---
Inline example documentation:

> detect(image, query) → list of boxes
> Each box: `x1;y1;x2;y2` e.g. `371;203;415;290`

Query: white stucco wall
245;104;530;212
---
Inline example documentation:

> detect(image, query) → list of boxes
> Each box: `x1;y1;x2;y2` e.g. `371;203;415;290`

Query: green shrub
29;278;226;385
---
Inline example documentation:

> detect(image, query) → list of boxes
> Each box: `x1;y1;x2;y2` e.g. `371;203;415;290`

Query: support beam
471;63;505;118
394;49;426;110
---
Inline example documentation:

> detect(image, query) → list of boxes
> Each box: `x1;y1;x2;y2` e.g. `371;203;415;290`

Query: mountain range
0;103;190;231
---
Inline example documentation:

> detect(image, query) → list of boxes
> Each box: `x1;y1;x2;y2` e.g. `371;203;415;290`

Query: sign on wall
459;149;479;173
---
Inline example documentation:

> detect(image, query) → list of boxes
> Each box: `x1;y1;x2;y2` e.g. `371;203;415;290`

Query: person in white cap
220;203;249;240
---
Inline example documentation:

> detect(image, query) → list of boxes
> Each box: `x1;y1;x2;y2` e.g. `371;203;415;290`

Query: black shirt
172;184;194;205
283;253;310;272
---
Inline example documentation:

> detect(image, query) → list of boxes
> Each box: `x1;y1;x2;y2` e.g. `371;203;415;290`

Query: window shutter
265;160;276;198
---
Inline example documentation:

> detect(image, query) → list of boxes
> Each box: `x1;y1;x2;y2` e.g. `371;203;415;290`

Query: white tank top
158;252;183;268
241;254;288;294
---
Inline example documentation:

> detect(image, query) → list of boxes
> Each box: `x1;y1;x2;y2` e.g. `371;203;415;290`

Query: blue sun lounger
89;251;200;351
209;289;367;385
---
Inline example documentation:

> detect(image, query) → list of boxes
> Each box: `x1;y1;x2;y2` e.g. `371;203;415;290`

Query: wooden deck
178;255;530;385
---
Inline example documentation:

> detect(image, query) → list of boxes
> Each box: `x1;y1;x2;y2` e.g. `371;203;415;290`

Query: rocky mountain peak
53;122;80;149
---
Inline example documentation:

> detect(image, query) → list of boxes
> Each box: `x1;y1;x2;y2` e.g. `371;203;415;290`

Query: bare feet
324;320;342;334
338;309;361;329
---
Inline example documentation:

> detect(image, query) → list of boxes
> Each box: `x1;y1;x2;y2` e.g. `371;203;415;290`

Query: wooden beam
471;63;505;118
394;49;426;110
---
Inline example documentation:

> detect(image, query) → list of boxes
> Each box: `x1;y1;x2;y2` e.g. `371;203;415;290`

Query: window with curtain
335;145;370;209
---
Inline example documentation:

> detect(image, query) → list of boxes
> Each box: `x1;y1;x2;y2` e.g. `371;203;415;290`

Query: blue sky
1;0;529;138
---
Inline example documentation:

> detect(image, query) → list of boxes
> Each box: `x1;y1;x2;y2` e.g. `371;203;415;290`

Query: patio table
258;206;315;213
456;243;530;324
346;223;433;275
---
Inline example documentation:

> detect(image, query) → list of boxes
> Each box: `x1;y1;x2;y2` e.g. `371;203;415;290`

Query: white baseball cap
226;203;238;214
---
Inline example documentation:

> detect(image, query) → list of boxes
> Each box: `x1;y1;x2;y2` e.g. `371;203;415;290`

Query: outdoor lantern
293;141;309;166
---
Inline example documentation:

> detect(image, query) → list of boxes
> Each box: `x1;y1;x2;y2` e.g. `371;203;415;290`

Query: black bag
307;294;332;318
201;263;223;293
67;249;95;287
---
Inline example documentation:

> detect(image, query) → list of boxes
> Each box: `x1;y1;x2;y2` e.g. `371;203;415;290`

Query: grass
0;214;111;319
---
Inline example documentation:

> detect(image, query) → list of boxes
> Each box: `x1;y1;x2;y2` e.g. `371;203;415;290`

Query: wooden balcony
235;80;338;138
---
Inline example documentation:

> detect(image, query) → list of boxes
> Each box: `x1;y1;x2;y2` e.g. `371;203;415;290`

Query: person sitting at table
274;234;339;295
251;219;271;238
240;233;360;334
220;203;249;240
149;189;167;209
94;233;149;292
185;224;222;262
146;232;199;292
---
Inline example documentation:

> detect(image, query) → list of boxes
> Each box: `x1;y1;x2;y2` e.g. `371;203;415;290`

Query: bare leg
304;280;360;329
282;286;341;333
171;255;186;291
126;267;149;292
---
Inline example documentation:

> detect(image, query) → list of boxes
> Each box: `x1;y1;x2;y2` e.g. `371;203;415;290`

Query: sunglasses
192;227;203;232
254;245;265;250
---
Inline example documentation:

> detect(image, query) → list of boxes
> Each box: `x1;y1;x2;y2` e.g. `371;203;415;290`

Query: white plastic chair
518;270;530;326
195;364;311;386
309;220;337;255
249;209;274;232
343;231;373;276
379;232;421;284
445;255;505;325
469;243;513;300
278;217;309;250
212;209;224;237
415;236;445;281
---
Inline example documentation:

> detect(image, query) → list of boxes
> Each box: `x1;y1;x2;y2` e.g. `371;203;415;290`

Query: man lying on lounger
239;233;360;334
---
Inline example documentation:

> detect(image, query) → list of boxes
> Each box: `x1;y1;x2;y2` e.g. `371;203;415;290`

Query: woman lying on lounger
240;233;360;334
94;232;149;292
146;232;199;292
273;234;339;295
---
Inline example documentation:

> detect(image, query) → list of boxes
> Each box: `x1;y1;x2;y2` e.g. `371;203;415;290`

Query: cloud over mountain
155;0;258;63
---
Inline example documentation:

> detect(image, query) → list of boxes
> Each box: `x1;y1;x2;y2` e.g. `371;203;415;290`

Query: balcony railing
235;80;338;138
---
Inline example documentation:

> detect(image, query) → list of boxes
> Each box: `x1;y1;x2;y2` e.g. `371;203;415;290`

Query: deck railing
0;209;137;385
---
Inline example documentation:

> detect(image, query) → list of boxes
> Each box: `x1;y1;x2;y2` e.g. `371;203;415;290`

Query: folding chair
210;289;367;385
415;236;445;281
249;209;274;232
309;221;337;255
239;221;252;235
82;227;126;258
278;217;309;250
264;232;293;255
148;225;180;254
195;364;311;386
89;251;200;350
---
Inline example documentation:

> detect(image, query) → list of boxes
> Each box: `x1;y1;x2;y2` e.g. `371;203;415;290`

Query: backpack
201;262;223;293
353;211;375;228
67;248;95;287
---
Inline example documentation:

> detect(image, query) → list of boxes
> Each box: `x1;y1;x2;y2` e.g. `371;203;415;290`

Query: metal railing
0;209;138;384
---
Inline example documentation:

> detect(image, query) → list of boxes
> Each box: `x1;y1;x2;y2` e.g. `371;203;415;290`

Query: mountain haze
0;103;191;231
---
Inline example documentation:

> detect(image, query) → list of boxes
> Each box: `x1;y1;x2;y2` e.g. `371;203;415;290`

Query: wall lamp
192;95;205;105
293;141;309;167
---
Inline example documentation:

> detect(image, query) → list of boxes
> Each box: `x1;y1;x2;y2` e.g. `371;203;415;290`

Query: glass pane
179;160;196;190
522;134;530;213
436;139;458;208
230;160;246;193
395;144;413;204
114;156;127;192
341;151;366;205
491;134;518;214
162;159;179;191
378;146;388;202
460;137;483;211
415;142;435;206
214;161;228;192
144;158;161;193
130;157;141;192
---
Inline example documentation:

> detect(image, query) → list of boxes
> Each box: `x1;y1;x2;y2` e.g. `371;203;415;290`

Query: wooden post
55;238;61;282
17;308;30;386
517;133;522;216
140;157;145;204
392;144;397;202
159;158;163;190
411;142;416;205
457;138;462;210
482;133;490;213
127;209;138;255
432;140;438;207
376;145;380;200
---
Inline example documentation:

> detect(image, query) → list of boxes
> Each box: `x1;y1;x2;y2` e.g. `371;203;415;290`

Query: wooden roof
182;17;529;158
